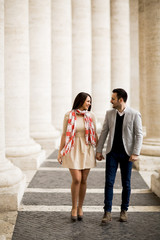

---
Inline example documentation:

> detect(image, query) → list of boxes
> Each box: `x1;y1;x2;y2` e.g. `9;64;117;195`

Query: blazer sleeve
96;111;109;153
132;112;143;155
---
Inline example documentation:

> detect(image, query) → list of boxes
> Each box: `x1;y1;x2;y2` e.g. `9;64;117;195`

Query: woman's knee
72;177;81;185
70;169;81;185
81;178;87;185
81;170;90;184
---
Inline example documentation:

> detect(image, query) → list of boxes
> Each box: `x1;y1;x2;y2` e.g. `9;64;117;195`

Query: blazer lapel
111;109;117;136
122;107;130;131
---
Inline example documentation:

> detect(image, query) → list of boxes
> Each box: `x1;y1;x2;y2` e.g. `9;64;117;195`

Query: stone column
29;0;60;149
110;0;130;104
137;0;160;172
130;0;139;110
72;0;92;100
91;0;111;123
51;0;72;130
0;0;25;210
139;0;147;134
5;0;45;170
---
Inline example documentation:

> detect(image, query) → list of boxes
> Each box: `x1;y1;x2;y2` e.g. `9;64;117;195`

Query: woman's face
81;96;91;110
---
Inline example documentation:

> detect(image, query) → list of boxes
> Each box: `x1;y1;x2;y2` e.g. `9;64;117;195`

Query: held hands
129;154;138;162
96;152;104;161
57;152;63;165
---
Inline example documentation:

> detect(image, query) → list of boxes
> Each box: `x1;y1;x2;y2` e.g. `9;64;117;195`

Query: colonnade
0;0;26;210
0;0;160;209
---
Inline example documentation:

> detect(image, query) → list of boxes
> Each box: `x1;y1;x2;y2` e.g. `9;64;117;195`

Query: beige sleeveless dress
62;111;97;170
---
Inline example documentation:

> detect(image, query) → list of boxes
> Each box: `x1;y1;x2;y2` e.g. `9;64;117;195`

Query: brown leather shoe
101;212;112;224
119;210;127;222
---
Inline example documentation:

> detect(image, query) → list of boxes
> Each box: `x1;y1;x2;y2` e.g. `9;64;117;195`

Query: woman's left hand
57;153;63;165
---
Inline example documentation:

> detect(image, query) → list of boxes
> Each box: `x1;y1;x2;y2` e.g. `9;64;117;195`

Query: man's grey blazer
96;107;143;156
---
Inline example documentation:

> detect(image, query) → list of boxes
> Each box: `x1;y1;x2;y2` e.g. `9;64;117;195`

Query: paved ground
12;150;160;240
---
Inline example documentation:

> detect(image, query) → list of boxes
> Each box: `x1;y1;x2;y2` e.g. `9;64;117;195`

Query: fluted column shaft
144;1;160;140
5;0;45;170
29;0;59;147
130;0;139;110
137;0;160;175
111;0;130;103
92;0;111;121
0;0;25;210
51;0;72;130
0;0;5;161
141;0;160;196
72;0;92;99
140;0;160;156
139;0;147;131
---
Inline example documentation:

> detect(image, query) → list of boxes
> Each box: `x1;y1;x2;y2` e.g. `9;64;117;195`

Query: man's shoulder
106;109;116;114
104;109;116;120
126;107;141;116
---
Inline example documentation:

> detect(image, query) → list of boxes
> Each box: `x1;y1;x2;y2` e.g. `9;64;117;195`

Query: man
96;88;143;223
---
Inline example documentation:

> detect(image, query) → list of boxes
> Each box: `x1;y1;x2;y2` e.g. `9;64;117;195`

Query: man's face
110;93;121;109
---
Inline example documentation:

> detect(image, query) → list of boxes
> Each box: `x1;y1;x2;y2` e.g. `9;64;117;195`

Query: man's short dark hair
112;88;128;102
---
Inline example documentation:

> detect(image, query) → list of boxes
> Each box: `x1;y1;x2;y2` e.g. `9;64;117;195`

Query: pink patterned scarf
61;109;96;156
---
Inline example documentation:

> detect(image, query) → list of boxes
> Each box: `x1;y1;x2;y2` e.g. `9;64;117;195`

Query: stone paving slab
12;212;160;240
21;192;160;206
28;170;148;189
11;149;160;240
48;150;58;159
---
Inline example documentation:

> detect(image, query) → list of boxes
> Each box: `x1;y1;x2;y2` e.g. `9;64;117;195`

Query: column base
31;124;60;150
151;171;160;198
33;136;60;150
134;155;160;171
141;138;160;156
8;150;46;170
0;161;26;211
6;138;46;170
0;176;26;211
134;139;160;171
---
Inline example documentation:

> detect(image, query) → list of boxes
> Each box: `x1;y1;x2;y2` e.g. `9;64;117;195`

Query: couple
57;89;143;223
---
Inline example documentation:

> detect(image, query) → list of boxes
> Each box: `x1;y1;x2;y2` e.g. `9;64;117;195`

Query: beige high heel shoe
71;210;77;222
77;208;83;221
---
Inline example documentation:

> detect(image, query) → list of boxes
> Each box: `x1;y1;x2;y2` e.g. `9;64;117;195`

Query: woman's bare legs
78;169;90;216
69;169;82;216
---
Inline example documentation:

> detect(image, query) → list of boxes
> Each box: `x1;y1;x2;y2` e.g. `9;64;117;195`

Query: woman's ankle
78;206;83;215
71;208;77;216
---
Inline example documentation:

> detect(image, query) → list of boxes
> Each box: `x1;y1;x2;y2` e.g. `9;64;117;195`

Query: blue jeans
104;151;133;212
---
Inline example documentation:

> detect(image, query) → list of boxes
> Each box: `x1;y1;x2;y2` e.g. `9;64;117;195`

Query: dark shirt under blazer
96;107;143;156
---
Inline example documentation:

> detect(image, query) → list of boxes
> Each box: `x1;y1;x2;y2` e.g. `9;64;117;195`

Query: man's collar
117;106;127;116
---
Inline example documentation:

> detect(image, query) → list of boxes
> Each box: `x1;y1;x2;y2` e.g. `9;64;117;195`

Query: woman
58;92;98;222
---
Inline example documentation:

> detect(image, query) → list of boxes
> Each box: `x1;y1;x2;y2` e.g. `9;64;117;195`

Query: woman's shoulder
64;111;71;118
89;111;96;122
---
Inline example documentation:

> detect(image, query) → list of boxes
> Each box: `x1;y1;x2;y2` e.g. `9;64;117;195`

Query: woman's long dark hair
72;92;92;111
